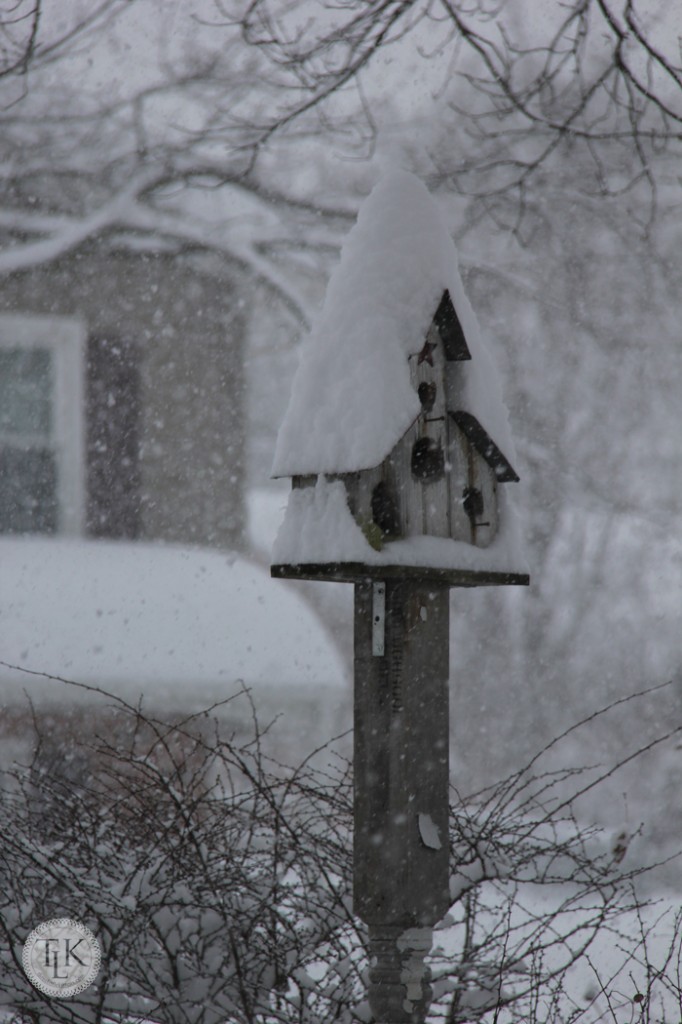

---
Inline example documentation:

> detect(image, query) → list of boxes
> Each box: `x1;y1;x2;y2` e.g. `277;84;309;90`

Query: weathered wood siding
408;324;450;537
445;412;472;541
302;325;503;553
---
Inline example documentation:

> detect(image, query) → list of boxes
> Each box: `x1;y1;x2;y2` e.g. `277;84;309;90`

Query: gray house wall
0;236;245;549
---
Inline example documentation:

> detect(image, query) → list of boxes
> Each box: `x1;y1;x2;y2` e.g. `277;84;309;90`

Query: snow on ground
272;169;516;477
429;883;682;1022
0;536;347;713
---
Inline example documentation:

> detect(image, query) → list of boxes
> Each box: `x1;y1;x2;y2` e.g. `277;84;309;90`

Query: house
0;208;351;774
271;170;529;587
0;230;245;548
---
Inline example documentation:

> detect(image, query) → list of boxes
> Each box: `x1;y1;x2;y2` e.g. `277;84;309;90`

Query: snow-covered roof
0;537;346;708
272;170;516;477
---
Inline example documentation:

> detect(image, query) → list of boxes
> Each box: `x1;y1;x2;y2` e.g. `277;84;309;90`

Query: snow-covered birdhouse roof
272;170;516;478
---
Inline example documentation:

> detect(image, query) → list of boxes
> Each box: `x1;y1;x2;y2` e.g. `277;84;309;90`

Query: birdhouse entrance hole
411;437;445;482
371;480;399;540
418;381;437;412
463;486;489;527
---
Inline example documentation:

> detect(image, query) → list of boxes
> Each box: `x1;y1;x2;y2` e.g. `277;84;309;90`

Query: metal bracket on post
372;582;386;656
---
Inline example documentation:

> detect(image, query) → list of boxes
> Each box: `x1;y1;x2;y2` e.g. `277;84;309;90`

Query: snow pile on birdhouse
272;169;514;477
271;170;528;581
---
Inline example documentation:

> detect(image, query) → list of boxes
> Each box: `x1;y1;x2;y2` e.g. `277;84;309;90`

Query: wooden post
354;579;450;1023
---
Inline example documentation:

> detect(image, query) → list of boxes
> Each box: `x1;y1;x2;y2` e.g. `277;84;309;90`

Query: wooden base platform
271;562;530;587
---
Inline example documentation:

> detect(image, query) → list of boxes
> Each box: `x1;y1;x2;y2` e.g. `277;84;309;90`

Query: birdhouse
271;171;529;588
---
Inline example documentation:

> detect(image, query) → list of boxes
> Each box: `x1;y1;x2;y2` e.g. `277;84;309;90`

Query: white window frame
0;313;86;535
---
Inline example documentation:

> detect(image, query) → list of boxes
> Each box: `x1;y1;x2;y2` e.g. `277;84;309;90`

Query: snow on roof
272;170;516;477
0;538;346;708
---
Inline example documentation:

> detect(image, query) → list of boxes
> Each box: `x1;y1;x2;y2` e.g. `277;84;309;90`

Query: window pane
0;447;58;533
0;347;53;437
86;335;141;539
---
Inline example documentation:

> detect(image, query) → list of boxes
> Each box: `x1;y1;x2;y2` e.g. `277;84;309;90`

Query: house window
0;314;85;534
86;335;141;539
